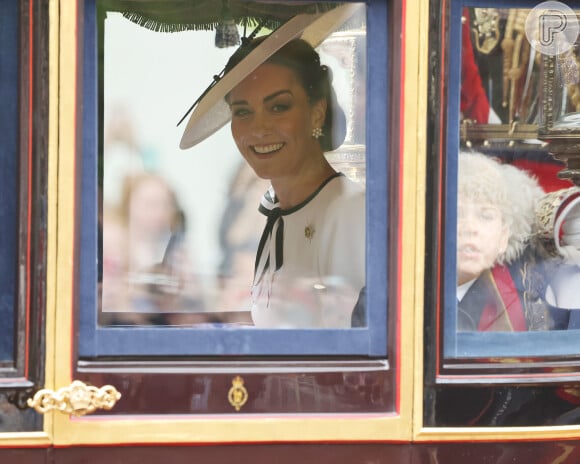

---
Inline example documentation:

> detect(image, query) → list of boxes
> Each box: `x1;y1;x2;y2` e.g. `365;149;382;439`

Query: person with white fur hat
457;151;580;331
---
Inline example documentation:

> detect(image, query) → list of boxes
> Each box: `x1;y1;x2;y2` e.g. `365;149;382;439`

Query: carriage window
99;4;366;328
440;3;580;360
0;0;46;432
79;0;388;357
0;0;19;367
423;0;580;429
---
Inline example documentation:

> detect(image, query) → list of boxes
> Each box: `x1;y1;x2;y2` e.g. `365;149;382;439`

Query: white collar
457;278;476;302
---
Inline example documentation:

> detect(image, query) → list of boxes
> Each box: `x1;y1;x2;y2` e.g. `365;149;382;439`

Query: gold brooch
304;224;315;241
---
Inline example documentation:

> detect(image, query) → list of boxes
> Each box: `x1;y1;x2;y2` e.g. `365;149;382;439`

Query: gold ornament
27;380;121;417
228;376;248;411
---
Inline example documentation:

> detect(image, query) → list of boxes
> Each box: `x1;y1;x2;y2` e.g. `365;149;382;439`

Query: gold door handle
27;380;121;417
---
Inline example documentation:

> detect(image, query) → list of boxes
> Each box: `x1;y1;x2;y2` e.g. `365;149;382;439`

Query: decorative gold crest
304;224;315;241
228;375;248;411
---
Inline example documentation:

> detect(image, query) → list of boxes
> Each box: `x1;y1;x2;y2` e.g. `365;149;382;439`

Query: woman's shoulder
317;173;364;201
313;175;365;232
282;173;364;217
324;174;365;209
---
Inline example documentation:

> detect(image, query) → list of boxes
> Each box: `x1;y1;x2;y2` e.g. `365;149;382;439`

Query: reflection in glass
98;3;367;329
536;11;580;132
462;7;539;126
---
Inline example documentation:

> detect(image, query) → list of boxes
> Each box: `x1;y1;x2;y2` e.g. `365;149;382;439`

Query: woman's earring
312;127;323;139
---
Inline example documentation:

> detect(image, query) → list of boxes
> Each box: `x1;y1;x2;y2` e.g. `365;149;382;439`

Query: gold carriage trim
27;380;121;417
228;375;248;411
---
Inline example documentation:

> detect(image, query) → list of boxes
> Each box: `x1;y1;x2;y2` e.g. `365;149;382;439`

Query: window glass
0;0;18;364
443;3;580;359
79;0;387;357
0;0;45;433
99;6;366;327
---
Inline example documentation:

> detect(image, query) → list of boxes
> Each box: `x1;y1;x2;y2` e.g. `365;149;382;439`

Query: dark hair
225;37;346;152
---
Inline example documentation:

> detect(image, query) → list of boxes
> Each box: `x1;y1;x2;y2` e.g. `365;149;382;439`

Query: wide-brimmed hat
179;3;363;150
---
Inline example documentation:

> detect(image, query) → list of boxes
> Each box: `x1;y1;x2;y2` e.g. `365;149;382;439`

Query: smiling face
227;63;326;182
457;198;509;285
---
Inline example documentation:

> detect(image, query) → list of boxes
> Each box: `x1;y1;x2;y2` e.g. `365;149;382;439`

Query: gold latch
27;380;121;417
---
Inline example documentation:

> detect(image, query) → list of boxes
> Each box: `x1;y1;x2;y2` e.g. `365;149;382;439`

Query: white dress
251;173;366;328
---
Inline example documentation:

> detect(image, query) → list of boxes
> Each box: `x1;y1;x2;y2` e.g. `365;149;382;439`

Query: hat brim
179;3;364;150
